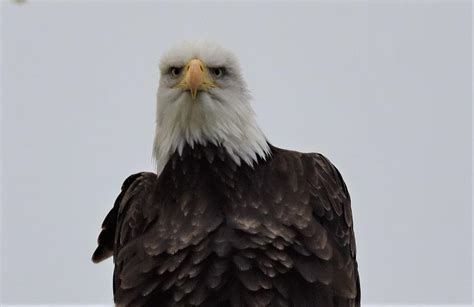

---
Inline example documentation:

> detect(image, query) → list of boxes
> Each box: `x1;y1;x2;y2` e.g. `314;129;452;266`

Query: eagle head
153;41;270;174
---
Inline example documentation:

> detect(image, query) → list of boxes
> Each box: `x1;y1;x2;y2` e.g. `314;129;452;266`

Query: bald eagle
92;42;360;307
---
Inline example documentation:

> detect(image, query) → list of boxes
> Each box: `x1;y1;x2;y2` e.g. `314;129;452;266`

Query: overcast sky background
1;1;472;305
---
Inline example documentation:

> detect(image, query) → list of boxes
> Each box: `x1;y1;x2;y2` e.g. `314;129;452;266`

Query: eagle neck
158;143;273;184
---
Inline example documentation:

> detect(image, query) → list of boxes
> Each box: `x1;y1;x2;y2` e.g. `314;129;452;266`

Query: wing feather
305;153;359;300
92;172;155;263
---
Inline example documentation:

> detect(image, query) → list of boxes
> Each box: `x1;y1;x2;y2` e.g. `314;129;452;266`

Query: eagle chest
160;146;304;252
161;152;272;248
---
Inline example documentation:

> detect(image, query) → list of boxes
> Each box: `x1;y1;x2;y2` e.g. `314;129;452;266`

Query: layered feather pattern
93;144;360;307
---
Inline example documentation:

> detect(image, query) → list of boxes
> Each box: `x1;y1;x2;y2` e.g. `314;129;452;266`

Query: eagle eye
210;67;226;78
169;66;182;78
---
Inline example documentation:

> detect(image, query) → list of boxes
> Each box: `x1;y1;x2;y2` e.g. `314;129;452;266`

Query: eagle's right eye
169;67;182;78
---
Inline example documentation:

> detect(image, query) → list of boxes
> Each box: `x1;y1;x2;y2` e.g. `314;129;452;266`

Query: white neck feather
153;91;270;176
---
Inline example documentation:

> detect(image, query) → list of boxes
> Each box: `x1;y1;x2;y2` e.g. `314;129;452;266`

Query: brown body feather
93;144;360;307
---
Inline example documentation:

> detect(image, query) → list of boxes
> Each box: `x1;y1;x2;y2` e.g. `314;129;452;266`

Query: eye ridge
169;66;183;77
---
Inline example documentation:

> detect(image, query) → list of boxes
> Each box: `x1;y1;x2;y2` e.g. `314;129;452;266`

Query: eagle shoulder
307;152;356;256
261;148;359;302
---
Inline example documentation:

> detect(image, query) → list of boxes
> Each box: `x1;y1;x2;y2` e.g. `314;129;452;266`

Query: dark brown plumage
93;144;360;307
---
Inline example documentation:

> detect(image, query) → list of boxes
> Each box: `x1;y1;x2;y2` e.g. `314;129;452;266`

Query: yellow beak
176;59;216;99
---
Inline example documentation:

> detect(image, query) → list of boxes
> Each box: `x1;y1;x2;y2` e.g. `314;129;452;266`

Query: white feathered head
153;41;270;174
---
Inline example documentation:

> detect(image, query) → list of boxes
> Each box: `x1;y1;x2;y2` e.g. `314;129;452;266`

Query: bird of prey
92;41;360;307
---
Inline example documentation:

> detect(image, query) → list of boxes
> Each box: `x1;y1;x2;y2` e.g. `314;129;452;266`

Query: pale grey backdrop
1;1;472;305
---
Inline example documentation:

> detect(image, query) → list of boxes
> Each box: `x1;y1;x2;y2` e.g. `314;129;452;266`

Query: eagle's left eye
210;67;226;78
